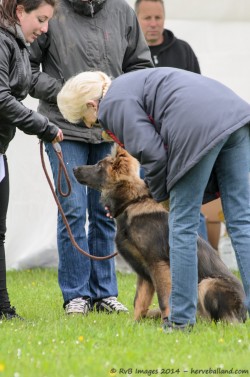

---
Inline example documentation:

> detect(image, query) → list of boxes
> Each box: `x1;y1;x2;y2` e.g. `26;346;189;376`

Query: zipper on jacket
89;1;94;17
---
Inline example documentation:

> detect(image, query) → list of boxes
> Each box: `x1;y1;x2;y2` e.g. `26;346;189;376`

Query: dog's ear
112;145;139;176
111;144;131;159
112;154;130;175
110;144;139;176
116;145;128;157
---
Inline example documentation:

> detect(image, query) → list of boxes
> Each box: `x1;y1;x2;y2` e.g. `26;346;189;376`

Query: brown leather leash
40;140;117;261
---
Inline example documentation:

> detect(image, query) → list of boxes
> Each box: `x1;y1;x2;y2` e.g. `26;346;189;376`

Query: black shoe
0;306;24;320
162;318;193;333
95;297;129;314
64;297;91;315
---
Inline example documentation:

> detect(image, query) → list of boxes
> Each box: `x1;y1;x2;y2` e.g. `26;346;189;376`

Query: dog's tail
197;277;247;323
197;236;237;281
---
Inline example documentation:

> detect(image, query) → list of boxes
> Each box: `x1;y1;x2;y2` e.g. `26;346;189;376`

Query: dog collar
112;195;151;218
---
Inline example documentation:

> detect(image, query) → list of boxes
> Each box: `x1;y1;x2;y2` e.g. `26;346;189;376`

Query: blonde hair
57;71;111;124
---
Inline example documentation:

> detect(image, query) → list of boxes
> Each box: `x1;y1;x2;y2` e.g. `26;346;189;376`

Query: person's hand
52;129;64;143
102;130;114;142
105;205;113;219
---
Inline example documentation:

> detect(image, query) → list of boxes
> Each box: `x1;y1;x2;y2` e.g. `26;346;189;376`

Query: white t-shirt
0;154;5;182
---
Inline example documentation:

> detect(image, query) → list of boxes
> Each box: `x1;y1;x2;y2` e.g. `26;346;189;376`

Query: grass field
0;268;249;377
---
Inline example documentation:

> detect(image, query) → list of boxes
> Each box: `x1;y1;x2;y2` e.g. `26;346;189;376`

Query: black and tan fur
73;145;247;323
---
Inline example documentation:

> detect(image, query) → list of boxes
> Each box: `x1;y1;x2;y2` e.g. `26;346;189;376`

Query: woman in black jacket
0;0;63;320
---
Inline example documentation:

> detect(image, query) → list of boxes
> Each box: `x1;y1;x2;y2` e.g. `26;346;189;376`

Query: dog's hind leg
133;275;155;321
150;262;171;320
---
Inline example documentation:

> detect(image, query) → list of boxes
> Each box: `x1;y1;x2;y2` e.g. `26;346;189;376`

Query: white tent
6;0;250;269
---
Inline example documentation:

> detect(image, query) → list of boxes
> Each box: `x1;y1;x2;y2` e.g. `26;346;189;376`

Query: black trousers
0;154;10;308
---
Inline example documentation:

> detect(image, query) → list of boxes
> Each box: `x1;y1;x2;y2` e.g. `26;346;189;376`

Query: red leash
40;141;117;261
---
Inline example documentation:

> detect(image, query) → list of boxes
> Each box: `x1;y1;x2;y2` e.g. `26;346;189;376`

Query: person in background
135;0;200;72
56;68;250;331
0;0;63;320
28;0;154;316
135;0;207;239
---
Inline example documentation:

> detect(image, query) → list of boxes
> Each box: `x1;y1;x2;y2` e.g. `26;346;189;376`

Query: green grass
0;269;249;377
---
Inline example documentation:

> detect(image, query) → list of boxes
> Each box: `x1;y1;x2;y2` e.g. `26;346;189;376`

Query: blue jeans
140;167;208;240
45;141;117;304
169;125;250;324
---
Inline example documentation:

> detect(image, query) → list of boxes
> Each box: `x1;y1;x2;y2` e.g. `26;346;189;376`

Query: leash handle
52;143;71;198
52;142;62;154
40;140;117;261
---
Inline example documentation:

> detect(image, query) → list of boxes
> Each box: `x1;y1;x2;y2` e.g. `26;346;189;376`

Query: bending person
57;68;250;331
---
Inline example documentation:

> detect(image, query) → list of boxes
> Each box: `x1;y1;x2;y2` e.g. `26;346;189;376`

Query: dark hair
0;0;57;29
134;0;164;15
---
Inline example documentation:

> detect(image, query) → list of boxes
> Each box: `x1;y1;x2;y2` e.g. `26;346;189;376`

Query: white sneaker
64;297;91;315
95;297;129;313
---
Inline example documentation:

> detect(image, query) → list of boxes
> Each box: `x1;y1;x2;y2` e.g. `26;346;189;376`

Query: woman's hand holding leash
52;129;64;143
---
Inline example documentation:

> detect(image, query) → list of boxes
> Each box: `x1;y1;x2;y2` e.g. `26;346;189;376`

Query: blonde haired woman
58;71;111;127
58;67;250;331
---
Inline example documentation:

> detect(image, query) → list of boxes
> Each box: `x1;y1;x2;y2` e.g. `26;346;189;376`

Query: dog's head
73;144;140;191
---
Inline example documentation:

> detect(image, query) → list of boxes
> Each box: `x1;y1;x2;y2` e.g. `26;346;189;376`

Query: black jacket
0;25;59;154
29;0;153;144
149;29;200;73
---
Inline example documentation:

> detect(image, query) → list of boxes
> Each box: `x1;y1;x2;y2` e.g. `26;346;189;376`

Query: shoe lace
103;297;128;311
66;298;89;311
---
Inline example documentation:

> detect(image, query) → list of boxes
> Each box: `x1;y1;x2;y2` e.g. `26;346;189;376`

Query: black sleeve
29;34;63;103
0;39;59;141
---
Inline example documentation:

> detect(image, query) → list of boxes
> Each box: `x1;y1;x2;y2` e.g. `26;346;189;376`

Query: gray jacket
98;68;250;202
29;0;153;143
0;25;59;154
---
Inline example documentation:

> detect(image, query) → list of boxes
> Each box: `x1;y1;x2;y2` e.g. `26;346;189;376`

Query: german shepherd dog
73;145;247;323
